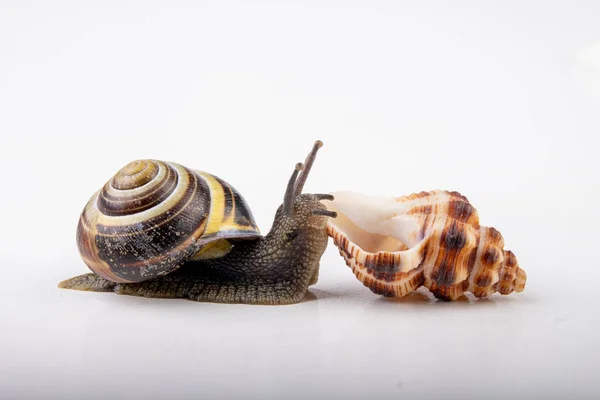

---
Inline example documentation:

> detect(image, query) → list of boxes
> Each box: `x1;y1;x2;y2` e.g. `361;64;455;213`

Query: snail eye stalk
284;163;304;216
294;140;323;196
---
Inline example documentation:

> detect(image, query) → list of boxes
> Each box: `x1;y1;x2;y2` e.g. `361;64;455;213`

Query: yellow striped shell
76;160;261;283
325;190;526;300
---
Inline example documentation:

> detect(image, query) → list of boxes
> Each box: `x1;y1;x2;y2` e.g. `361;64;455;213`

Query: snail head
272;140;336;243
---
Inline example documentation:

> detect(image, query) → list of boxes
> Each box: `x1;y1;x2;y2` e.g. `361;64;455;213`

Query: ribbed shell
325;190;526;300
76;160;261;283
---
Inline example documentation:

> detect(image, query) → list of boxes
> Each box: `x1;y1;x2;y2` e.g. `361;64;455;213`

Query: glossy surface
1;249;598;399
1;1;599;399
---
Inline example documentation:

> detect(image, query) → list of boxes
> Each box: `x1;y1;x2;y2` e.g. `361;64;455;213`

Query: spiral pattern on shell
325;190;527;300
76;160;261;283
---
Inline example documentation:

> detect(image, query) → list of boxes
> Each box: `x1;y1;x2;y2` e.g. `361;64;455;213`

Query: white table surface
1;1;599;399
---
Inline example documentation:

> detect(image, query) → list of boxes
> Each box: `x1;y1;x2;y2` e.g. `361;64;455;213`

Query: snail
59;141;337;305
324;190;527;300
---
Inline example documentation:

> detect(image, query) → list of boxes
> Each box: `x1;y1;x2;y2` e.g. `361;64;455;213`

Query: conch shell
325;190;526;300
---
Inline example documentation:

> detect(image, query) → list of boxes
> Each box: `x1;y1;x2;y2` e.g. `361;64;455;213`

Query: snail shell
325;190;526;300
77;160;261;283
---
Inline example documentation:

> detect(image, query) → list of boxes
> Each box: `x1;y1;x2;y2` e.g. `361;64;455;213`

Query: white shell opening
328;210;408;253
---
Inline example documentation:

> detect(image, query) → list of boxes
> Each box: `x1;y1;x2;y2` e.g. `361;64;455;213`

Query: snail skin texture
59;141;337;305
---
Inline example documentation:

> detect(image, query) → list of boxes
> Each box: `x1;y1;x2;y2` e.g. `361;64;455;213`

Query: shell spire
325;190;526;300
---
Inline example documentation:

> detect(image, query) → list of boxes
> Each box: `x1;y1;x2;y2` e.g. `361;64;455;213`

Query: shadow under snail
59;141;336;305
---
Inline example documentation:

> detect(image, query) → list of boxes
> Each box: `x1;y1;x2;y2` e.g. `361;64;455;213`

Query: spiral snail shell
325;190;527;300
77;159;261;283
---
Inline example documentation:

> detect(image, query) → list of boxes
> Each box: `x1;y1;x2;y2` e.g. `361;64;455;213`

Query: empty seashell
325;190;526;300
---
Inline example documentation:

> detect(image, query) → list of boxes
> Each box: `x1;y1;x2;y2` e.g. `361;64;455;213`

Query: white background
1;1;599;399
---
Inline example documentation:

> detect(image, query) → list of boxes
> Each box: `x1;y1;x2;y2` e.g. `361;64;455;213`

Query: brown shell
325;190;526;300
76;160;261;283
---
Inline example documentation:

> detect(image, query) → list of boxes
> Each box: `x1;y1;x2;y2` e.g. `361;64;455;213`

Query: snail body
325;190;527;300
59;142;337;305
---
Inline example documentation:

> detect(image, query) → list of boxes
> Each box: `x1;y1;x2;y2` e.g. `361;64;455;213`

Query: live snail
59;141;336;305
60;141;527;304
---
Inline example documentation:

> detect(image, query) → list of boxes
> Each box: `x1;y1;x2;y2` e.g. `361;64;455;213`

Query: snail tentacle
283;163;304;216
294;140;323;196
315;193;335;201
